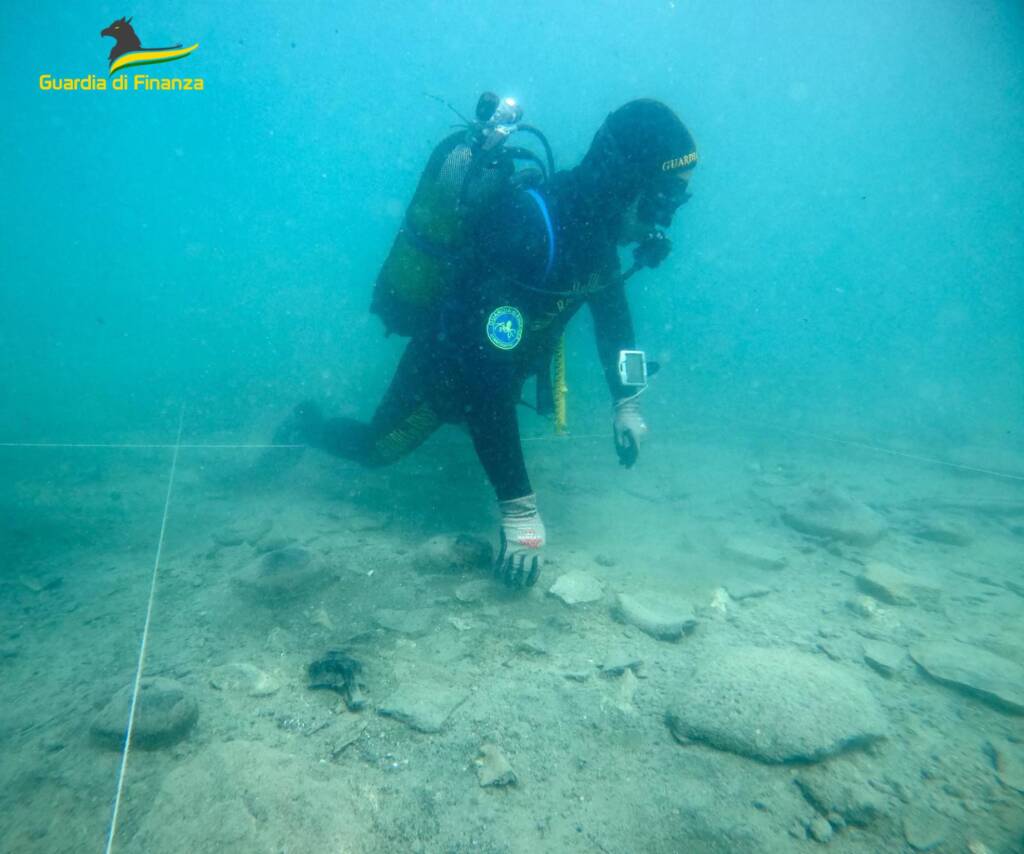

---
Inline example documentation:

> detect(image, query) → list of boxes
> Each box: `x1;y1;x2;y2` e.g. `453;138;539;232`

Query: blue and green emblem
486;306;524;350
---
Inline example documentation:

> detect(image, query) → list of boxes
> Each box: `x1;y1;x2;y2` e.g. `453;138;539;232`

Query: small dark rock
308;650;366;711
234;545;329;602
516;636;549;656
599;652;643;677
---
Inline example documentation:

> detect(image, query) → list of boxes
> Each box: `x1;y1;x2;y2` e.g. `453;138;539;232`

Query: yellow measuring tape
553;335;568;434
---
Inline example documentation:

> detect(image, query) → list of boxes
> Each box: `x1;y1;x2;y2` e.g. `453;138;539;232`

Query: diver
279;97;698;588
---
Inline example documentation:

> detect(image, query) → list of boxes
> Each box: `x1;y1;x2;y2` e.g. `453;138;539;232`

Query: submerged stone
378;683;466;733
724;578;774;601
476;743;517;787
862;640;905;677
307;650;365;711
910;517;972;547
454;579;492;603
210;662;279;697
780;486;886;546
666;646;887;763
721;537;788;571
795;761;888;825
910;642;1024;714
987;737;1024;793
374;608;435;637
857;561;940;608
613;592;696;641
91;677;198;750
548;570;604;605
902;807;948;852
233;546;330;603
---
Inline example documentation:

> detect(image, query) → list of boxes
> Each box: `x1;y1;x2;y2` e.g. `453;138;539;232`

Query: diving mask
637;177;691;228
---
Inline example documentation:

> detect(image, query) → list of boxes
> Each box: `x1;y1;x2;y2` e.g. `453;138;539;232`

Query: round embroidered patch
485;306;524;350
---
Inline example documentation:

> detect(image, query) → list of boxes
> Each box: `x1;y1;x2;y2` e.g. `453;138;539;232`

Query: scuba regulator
475;92;522;150
459;91;557;189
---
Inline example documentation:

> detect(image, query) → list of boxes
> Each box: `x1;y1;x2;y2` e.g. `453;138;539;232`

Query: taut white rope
102;408;185;854
0;442;301;449
1;421;1019;481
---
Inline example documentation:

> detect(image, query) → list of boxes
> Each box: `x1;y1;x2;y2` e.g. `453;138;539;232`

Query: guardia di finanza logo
38;16;201;91
102;16;197;76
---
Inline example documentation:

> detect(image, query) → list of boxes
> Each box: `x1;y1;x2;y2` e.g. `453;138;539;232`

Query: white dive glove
613;394;648;468
496;494;545;588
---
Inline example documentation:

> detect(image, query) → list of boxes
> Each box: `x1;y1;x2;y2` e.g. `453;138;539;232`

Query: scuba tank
371;92;556;337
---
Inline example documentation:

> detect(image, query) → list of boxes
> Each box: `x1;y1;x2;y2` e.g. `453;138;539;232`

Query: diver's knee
364;443;405;468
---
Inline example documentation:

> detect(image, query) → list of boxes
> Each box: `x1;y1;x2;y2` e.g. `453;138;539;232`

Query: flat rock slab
613;592;696;641
780;487;886;546
910;517;972;547
91;677;198;750
549;571;604;605
911;642;1024;714
987;737;1024;793
857;561;939;607
331;716;368;758
375;608;435;636
795;761;888;825
724;578;774;601
862;640;906;677
721;537;788;571
210;663;280;697
378;683;466;733
666;646;888;763
254;535;297;554
233;546;331;603
454;579;492;604
599;649;643;677
213;519;273;548
902;807;949;852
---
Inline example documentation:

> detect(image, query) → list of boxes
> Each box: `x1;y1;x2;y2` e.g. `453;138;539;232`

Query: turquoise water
2;2;1023;852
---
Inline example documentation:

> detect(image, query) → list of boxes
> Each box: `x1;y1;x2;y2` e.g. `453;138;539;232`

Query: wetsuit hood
568;99;697;235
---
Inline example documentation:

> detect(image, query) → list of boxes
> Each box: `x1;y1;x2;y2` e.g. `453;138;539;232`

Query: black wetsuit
320;171;637;501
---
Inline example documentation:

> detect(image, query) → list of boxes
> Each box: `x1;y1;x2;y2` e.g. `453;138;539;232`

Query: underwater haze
1;1;1023;853
2;0;1021;444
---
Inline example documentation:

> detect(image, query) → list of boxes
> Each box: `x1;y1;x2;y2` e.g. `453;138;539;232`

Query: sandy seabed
1;421;1022;854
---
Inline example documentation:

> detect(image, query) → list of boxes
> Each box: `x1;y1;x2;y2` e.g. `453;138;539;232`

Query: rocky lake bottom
1;423;1022;853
